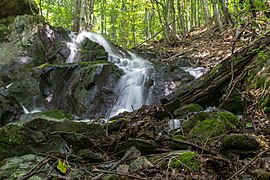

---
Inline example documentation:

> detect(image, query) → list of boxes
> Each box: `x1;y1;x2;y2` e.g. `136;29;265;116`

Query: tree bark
164;33;270;112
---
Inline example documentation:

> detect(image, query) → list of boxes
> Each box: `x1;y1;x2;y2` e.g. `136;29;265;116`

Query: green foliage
57;159;69;174
170;152;200;172
39;110;70;119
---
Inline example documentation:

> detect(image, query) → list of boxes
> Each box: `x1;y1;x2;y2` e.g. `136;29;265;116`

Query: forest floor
128;27;270;179
141;27;248;68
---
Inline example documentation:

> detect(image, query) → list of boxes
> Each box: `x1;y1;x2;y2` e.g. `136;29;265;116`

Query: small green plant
169;151;200;172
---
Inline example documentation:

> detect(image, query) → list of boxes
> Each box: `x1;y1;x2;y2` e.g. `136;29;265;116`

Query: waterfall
67;31;154;118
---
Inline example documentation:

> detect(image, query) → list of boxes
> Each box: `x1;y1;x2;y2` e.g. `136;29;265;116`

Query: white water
182;67;206;79
67;31;154;118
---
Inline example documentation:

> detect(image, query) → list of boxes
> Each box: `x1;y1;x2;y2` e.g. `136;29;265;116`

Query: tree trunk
211;0;224;31
164;32;270;113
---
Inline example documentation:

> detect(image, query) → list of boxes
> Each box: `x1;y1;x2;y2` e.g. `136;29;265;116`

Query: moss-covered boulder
174;103;203;117
0;117;106;161
181;112;212;133
188;118;231;141
182;111;240;134
221;133;259;150
0;0;38;19
0;154;48;179
221;134;260;158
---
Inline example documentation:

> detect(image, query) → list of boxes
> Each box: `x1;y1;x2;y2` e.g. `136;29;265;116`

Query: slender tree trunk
211;0;224;31
72;0;81;32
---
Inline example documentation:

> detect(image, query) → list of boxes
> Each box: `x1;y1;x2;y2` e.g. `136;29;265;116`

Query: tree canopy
35;0;270;48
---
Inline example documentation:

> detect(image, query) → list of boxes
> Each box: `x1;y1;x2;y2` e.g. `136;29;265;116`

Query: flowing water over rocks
66;31;155;118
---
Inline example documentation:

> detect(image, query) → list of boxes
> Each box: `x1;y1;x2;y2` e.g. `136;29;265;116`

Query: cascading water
67;31;154;118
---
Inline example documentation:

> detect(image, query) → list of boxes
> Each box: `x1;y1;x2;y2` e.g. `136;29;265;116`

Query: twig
163;138;217;156
92;169;148;180
92;147;135;180
22;157;53;180
228;148;270;180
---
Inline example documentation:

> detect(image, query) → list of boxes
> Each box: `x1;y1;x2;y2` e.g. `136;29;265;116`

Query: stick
22;157;53;180
163;138;217;156
92;147;136;180
228;148;270;180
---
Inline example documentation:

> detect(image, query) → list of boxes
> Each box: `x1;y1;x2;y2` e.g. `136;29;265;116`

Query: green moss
170;151;200;172
259;95;270;112
214;112;240;128
181;112;212;133
79;60;110;66
188;118;228;141
39;110;68;120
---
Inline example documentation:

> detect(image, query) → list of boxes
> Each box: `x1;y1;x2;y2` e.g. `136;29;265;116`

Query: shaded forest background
36;0;270;48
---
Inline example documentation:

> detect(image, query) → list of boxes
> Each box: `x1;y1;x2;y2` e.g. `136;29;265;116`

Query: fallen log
164;32;270;113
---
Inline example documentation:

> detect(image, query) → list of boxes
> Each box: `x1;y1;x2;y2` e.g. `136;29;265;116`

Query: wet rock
0;87;23;127
151;61;194;104
38;62;121;119
174;103;203;117
76;38;109;62
0;154;48;179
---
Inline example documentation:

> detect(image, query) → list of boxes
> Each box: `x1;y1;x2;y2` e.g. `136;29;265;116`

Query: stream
67;31;155;118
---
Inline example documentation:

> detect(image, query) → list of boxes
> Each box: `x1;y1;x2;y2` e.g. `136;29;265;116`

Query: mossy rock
106;118;127;133
0;154;48;179
181;112;212;133
221;133;259;150
219;92;244;115
169;151;200;172
182;111;240;134
213;111;240;128
173;103;203;117
38;110;72;120
188;118;231;141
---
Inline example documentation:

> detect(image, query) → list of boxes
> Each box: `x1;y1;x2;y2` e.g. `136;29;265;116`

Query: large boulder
0;0;38;19
37;62;122;119
0;116;106;161
0;86;23;127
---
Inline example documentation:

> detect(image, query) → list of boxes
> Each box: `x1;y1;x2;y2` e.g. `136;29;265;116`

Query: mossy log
165;32;270;112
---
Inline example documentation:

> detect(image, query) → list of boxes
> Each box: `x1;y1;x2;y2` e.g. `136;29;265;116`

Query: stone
129;156;153;173
221;134;259;150
173;103;203;117
77;149;103;162
188;118;230;141
38;62;121;119
117;139;157;156
0;154;48;179
0;0;38;19
182;111;240;134
0;87;23;127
